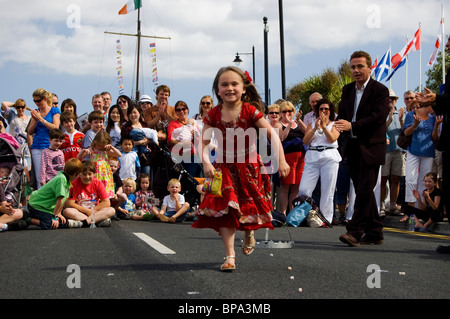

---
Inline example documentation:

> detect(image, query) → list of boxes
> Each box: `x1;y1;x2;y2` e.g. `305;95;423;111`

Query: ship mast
105;7;171;101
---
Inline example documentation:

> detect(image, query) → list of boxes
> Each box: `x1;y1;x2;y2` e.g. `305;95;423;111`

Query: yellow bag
203;170;222;196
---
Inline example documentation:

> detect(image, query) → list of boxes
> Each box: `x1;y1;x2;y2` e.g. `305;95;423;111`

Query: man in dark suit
416;35;450;253
335;51;390;247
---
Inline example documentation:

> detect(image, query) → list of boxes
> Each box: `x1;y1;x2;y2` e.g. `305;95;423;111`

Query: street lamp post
279;0;286;100
263;17;269;106
233;46;255;84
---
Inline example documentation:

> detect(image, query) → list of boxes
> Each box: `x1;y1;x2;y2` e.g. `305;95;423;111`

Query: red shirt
69;177;108;206
62;130;84;161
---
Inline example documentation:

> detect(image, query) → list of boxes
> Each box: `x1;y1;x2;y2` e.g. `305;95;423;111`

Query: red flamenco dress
192;103;274;233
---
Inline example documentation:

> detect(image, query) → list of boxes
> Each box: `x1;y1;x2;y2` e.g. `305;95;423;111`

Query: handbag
306;208;323;228
286;201;312;227
203;169;222;196
396;130;412;149
306;208;332;228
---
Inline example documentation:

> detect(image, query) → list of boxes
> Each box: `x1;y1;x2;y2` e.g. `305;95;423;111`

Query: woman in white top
297;99;341;224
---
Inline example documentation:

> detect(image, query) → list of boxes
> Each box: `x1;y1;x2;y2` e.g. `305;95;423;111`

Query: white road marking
133;232;176;255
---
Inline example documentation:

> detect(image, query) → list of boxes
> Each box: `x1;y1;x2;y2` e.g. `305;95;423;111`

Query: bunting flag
373;48;391;82
119;0;142;15
116;40;125;95
150;43;159;93
428;17;444;66
391;28;421;69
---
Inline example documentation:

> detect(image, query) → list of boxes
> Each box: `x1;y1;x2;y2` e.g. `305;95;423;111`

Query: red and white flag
391;28;421;69
370;58;378;76
428;17;444;66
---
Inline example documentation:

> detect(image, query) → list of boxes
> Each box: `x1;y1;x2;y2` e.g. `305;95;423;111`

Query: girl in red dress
192;66;290;271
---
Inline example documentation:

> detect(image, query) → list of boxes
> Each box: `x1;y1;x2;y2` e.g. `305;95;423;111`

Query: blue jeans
164;210;187;223
130;129;150;156
27;204;66;230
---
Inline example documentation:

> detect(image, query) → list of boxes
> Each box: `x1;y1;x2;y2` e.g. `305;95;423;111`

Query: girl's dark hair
106;104;124;133
126;104;146;126
212;66;263;113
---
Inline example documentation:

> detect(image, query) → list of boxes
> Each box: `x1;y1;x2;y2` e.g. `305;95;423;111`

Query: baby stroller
0;135;26;208
149;142;201;207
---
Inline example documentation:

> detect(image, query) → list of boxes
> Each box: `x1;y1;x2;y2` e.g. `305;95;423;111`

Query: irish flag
118;0;142;15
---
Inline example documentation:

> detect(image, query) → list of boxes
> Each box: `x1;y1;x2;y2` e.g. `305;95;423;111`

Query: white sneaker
67;219;83;228
98;218;111;227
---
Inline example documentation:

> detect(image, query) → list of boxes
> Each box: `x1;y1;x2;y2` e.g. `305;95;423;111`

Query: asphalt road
1;219;449;305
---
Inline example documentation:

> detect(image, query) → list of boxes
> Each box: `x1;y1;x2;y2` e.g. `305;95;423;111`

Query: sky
0;0;447;117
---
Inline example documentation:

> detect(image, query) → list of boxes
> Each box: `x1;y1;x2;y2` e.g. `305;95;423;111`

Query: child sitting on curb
117;177;136;220
26;158;83;230
134;173;160;221
159;178;190;223
63;160;115;227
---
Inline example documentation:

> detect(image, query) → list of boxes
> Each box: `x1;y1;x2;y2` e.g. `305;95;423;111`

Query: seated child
108;157;127;215
158;178;190;223
404;172;443;233
39;128;65;186
63;160;115;227
119;137;140;181
61;111;84;161
117;177;136;219
134;173;159;221
26;158;83;230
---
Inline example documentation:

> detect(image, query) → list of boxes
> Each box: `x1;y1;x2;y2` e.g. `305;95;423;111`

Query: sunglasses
201;101;211;106
268;112;279;115
319;107;330;111
16;106;26;109
175;108;188;112
282;110;294;113
33;99;42;104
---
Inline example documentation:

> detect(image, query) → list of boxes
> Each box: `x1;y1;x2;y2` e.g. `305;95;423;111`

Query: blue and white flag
385;56;406;82
373;48;391;82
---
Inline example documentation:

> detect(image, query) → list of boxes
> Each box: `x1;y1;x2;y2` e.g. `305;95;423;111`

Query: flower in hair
244;71;253;83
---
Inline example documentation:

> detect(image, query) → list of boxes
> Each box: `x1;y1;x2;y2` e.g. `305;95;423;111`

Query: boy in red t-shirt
61;112;85;161
62;160;115;227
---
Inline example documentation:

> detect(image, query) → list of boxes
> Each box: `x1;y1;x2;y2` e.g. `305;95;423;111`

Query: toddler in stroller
0;136;26;231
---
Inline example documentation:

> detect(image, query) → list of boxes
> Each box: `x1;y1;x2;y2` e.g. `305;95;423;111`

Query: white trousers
298;159;339;223
31;148;44;190
404;151;434;204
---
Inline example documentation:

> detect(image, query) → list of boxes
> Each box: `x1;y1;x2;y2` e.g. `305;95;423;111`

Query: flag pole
419;22;422;92
389;46;392;89
135;6;142;101
405;34;409;91
442;2;446;84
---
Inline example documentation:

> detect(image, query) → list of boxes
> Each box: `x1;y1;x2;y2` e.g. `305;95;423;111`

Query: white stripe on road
133;232;176;255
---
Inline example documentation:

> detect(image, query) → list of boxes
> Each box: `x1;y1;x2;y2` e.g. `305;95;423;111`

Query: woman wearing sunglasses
26;88;61;189
297;98;341;225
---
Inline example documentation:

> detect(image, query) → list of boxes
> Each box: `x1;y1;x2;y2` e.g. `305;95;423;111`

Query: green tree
286;60;353;115
423;51;450;93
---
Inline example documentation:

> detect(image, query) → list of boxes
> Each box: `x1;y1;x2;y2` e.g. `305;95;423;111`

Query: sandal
399;216;409;223
242;231;255;256
220;256;236;272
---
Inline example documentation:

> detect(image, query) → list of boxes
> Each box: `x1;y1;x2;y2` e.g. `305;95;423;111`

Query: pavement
381;213;450;236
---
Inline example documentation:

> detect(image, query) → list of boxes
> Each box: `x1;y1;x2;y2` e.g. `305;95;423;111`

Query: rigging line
165;38;174;96
97;31;107;92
